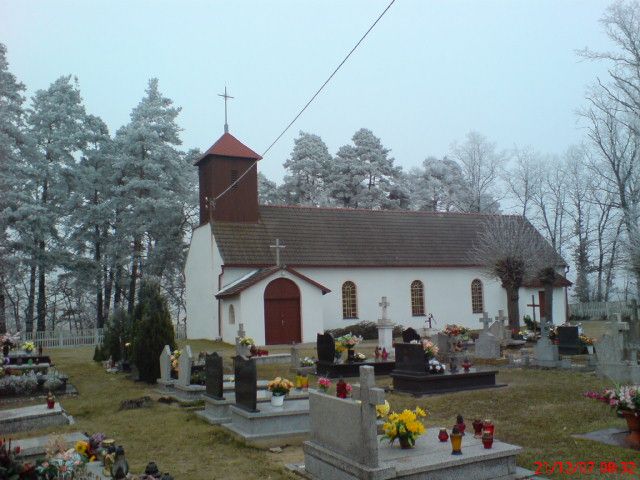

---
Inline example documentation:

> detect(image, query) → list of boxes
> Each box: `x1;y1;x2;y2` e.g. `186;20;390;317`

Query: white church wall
294;267;508;332
185;225;220;339
219;297;241;343
222;270;324;345
220;267;258;287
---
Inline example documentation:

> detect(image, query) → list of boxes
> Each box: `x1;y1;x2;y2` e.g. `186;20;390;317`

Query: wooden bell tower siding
195;132;262;225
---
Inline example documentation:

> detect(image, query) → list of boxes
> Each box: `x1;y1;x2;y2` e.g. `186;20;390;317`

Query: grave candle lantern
438;428;449;442
472;419;484;437
450;427;462;455
482;430;494;449
46;391;55;409
483;419;495;436
336;378;348;399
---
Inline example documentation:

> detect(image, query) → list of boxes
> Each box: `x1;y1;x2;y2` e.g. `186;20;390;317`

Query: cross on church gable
218;86;234;133
270;239;286;267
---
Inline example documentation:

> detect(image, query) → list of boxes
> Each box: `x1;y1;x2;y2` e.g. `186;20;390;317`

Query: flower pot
271;393;285;407
621;411;640;448
398;437;413;449
238;345;251;357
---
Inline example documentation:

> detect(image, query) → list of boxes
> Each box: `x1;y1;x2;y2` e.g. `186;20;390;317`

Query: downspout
218;265;225;340
564;265;570;322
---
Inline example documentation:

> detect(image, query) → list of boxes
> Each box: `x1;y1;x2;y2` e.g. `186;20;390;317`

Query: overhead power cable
213;0;397;204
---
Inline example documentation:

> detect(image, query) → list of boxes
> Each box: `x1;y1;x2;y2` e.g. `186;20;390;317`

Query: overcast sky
2;0;614;182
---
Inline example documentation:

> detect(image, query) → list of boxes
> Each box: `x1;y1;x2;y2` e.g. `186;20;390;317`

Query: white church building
185;131;570;345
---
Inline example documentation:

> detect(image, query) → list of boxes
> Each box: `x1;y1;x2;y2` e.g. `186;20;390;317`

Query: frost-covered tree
450;131;504;213
281;132;331;206
23;76;90;331
113;78;191;314
408;156;467;212
0;43;29;333
258;172;284;205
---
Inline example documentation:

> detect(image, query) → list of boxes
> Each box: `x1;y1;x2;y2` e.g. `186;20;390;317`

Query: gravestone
290;343;300;369
557;325;582;355
377;297;395;358
205;353;224;400
234;356;258;413
489;310;508;345
316;333;335;363
534;323;559;368
177;345;193;388
393;343;426;374
475;312;501;359
402;327;421;343
596;316;640;383
157;345;173;386
434;332;450;360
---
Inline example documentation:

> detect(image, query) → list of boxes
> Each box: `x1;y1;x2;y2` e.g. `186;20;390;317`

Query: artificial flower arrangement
22;341;36;353
584;385;640;414
317;377;332;392
239;336;255;346
421;339;439;359
336;333;363;349
267;377;294;397
354;352;366;362
381;407;428;448
336;379;353;399
376;400;390;419
442;325;470;338
170;349;181;371
300;357;316;367
1;332;19;350
579;335;595;346
249;345;269;356
518;330;536;341
428;358;446;374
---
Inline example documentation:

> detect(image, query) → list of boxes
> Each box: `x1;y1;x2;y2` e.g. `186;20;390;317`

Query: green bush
101;309;133;363
523;315;540;332
326;321;405;340
131;281;176;383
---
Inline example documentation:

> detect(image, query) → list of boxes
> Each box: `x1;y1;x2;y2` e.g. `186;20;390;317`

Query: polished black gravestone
402;327;421;343
391;343;504;395
233;356;258;412
557;326;584;355
315;333;395;378
205;352;224;400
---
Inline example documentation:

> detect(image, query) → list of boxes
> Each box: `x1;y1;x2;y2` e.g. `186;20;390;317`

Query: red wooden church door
264;278;301;345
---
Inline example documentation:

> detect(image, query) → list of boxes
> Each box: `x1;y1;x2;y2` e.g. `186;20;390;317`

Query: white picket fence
569;300;638;320
19;323;187;349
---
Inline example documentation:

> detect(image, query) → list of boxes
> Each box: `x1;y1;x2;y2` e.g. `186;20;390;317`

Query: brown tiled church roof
194;132;262;165
210;205;566;269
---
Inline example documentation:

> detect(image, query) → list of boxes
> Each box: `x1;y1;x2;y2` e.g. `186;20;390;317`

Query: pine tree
281;131;331;206
131;281;176;383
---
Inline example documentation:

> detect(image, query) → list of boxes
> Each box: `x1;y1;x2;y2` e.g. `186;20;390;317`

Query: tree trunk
0;281;6;334
36;248;46;331
95;225;104;328
505;284;521;332
25;264;36;333
127;237;142;314
114;265;123;312
104;265;113;322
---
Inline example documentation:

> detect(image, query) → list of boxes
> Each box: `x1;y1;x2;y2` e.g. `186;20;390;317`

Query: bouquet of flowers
22;341;36;353
239;336;255;346
267;377;294;396
421;340;438;359
584;385;640;414
300;357;315;367
317;377;331;392
1;333;19;349
336;333;363;350
442;325;469;338
382;407;428;447
376;400;390;419
170;349;181;371
579;335;594;346
428;358;445;374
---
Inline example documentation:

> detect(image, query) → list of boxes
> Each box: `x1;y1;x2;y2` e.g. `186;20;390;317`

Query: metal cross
218;86;234;133
270;239;286;267
479;312;491;331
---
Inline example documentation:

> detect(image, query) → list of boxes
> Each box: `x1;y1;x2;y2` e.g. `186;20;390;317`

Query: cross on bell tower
218;86;234;133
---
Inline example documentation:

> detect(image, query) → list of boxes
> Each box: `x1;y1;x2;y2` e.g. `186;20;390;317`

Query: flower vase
398;437;412;449
238;345;251;357
347;348;355;363
271;393;285;407
622;411;640;448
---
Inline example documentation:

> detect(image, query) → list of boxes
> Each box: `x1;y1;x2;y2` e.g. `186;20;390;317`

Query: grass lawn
3;340;637;480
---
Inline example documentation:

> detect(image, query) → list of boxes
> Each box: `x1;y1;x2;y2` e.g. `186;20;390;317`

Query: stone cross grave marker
235;323;246;355
490;310;508;343
177;345;193;387
234;355;258;412
479;312;491;331
205;352;224;400
348;366;385;468
290;343;300;369
377;297;395;355
159;345;172;382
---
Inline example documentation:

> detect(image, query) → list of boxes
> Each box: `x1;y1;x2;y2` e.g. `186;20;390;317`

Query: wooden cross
218;86;234;133
527;295;540;322
270;239;286;267
479;312;491;331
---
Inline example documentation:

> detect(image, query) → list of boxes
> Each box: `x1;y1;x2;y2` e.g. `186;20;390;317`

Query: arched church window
411;280;425;316
228;304;236;324
342;281;358;319
471;279;484;314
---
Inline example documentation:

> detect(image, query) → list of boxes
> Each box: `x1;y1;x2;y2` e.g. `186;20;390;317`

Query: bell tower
195;132;262;224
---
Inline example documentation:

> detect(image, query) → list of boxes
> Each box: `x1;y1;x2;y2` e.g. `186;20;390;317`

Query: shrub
523;315;540;332
327;322;406;341
101;309;134;362
131;281;176;383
